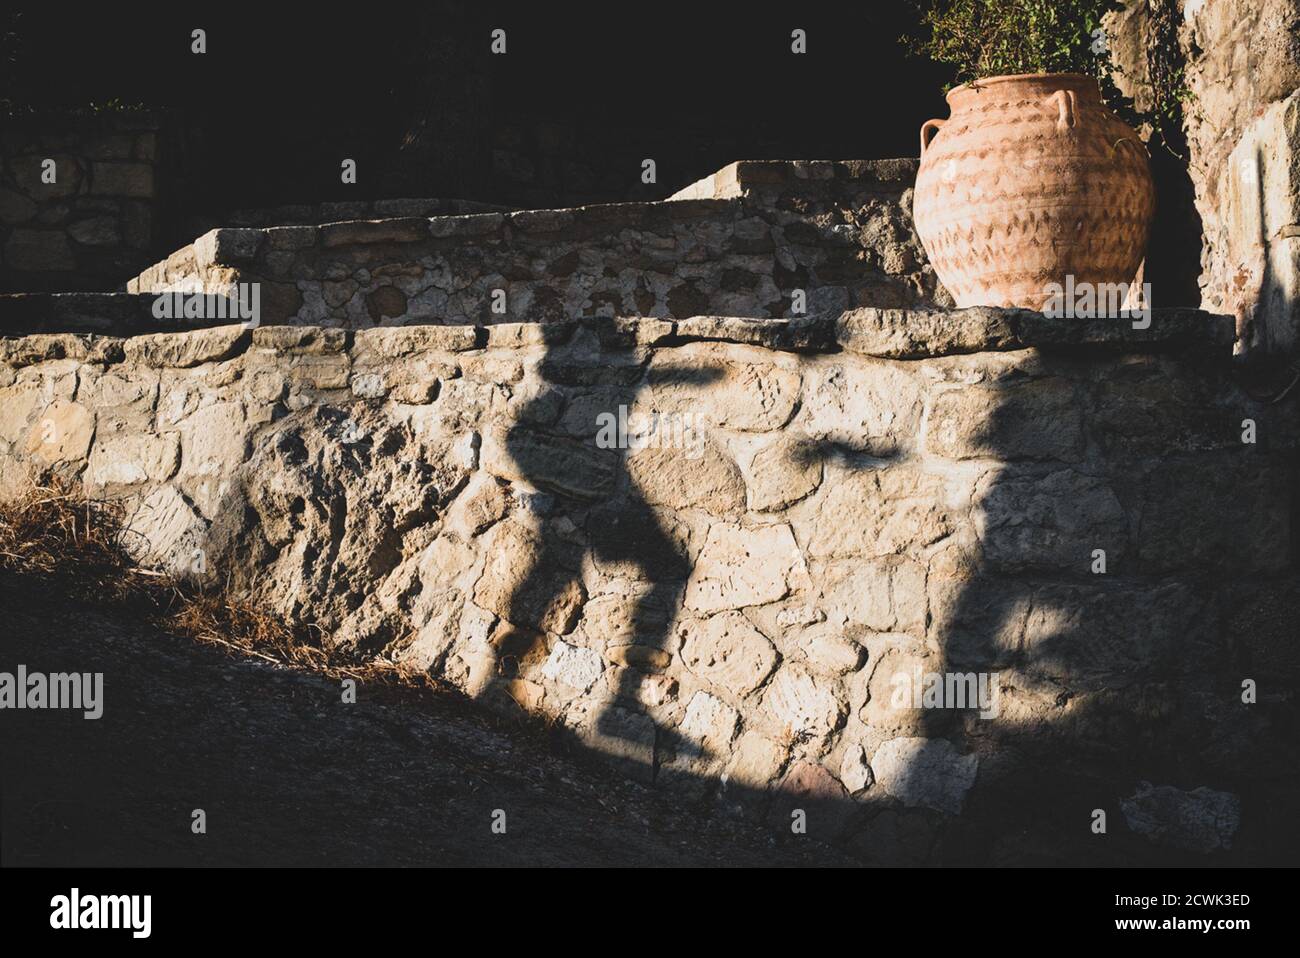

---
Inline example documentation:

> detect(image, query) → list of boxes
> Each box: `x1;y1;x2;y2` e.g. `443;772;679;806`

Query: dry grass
0;482;136;596
0;479;439;692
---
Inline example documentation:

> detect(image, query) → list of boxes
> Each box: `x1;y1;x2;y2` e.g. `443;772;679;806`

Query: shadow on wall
1144;130;1204;309
496;331;712;760
151;312;1300;865
487;328;1299;865
915;350;1297;865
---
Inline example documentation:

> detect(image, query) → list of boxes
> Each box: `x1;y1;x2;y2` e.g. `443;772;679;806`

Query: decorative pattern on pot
913;73;1155;311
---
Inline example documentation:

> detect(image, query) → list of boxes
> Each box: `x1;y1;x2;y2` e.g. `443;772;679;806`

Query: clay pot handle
1046;89;1077;131
920;118;947;157
1112;137;1150;159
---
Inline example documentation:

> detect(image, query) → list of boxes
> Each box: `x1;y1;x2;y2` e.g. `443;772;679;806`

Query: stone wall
126;161;943;328
1180;0;1300;356
1111;0;1300;356
1;111;172;294
2;305;1294;861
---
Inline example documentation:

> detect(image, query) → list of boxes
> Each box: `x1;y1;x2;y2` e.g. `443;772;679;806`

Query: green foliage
904;0;1126;84
903;0;1192;150
0;14;147;116
84;98;148;114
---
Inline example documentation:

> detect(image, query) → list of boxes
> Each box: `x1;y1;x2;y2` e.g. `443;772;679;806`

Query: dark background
1;2;952;211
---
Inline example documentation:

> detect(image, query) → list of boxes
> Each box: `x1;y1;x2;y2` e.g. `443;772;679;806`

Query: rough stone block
320;218;429;247
88;433;180;486
647;346;799;432
742;435;823;511
123;325;250;367
22;399;93;463
761;665;845;741
871;736;978;814
677;611;779;699
685;522;805;613
974;469;1129;572
352;324;478;357
473;520;584;634
90;161;154;198
625;439;746;516
798;359;923;453
926;378;1085;462
810;468;952;558
253;326;348;354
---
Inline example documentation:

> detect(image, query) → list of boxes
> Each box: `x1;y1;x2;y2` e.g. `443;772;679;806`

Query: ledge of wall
669;159;919;201
0;302;1239;360
182;196;512;239
0;292;216;338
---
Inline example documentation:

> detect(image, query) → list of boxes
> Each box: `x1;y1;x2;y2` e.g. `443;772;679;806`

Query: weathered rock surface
871;737;979;815
678;612;780;699
1120;782;1242;853
685;522;806;612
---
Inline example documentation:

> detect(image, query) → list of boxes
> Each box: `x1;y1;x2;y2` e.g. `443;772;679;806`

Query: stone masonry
1;301;1294;860
1110;0;1300;358
126;160;942;328
2;134;1297;861
1;112;170;294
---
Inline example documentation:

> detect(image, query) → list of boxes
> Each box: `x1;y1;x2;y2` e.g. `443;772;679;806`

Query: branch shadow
489;324;1299;864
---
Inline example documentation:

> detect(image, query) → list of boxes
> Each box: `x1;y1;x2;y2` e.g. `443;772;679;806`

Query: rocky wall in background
1111;0;1300;356
1;112;172;294
1181;0;1300;355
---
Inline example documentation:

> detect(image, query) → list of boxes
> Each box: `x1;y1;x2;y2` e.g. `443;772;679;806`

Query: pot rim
946;71;1099;103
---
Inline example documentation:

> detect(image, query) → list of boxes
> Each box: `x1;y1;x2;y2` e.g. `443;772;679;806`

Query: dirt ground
0;571;854;867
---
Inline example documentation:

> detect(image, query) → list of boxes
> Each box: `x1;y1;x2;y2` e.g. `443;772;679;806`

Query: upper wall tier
127;160;942;327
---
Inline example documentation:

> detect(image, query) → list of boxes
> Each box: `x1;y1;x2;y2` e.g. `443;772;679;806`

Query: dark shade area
5;561;1294;867
2;2;953;211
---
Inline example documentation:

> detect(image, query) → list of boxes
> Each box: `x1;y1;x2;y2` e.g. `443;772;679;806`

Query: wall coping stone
669;159;920;201
159;198;742;274
0;305;1236;370
0;109;171;135
0;292;217;337
835;307;1236;359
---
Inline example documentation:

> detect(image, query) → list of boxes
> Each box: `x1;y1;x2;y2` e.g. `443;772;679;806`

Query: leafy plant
904;0;1126;84
903;0;1192;149
85;97;148;114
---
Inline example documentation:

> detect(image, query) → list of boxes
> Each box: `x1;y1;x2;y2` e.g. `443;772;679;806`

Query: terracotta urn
912;73;1155;310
